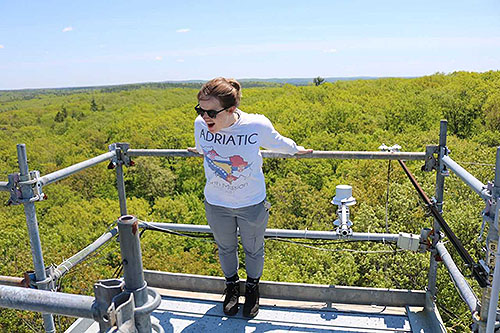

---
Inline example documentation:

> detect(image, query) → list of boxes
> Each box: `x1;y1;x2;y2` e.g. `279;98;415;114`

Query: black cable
265;237;392;245
141;222;403;247
140;222;215;239
398;160;489;288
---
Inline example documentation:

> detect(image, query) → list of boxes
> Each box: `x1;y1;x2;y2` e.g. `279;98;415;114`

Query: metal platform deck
66;271;445;333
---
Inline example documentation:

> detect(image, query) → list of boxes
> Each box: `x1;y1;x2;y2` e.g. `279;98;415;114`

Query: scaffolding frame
0;120;499;332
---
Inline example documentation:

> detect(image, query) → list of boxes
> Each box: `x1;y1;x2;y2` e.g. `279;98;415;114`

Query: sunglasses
194;104;231;118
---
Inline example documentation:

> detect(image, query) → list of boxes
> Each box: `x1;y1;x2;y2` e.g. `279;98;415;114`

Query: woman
189;77;312;318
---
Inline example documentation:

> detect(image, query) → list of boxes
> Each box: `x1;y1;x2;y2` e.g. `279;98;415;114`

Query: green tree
54;106;68;122
313;76;325;86
483;92;500;131
90;98;99;112
125;157;177;203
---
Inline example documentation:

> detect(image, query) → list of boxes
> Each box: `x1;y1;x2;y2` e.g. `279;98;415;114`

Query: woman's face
199;97;236;133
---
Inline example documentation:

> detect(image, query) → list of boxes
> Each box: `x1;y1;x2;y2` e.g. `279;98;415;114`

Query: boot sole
243;308;259;318
223;305;239;316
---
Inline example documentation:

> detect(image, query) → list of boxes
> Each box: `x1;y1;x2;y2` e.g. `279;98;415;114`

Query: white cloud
0;45;4;49
176;28;190;33
155;56;163;61
176;59;185;63
62;26;73;33
324;48;337;53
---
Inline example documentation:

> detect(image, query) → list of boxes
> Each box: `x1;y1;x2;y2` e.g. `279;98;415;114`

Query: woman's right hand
187;147;199;153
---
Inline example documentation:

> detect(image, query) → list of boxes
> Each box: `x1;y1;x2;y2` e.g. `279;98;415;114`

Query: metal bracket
25;265;57;291
378;144;401;153
479;183;497;243
6;171;46;206
107;291;136;332
439;146;450;177
93;278;161;332
422;145;439;172
108;143;134;169
93;278;125;331
419;228;432;253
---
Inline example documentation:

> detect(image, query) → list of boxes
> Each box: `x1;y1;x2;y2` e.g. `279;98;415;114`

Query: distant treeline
0;77;388;102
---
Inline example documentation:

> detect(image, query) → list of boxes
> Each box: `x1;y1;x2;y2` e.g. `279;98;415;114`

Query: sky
0;0;499;90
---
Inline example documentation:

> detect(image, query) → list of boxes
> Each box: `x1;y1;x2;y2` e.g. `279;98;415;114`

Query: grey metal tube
54;227;119;280
17;144;55;333
39;151;116;186
442;155;489;201
118;215;152;333
486;147;500;333
140;222;400;242
496;147;500;190
0;181;8;192
487;235;500;333
116;162;127;216
436;242;479;315
0;285;95;319
428;120;447;306
127;149;426;160
0;275;26;287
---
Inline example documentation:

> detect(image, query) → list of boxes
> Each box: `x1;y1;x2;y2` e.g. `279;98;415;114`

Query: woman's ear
228;106;237;113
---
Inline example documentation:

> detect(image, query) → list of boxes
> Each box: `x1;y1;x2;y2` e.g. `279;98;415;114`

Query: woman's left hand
295;147;313;155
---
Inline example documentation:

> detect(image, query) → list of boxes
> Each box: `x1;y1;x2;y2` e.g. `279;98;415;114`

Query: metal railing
0;119;498;332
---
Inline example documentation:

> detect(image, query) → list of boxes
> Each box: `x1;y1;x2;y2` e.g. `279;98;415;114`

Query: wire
139;221;215;241
268;238;405;254
264;237;392;245
139;221;399;246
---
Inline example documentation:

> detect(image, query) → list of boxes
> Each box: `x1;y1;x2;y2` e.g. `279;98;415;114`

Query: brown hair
197;77;242;108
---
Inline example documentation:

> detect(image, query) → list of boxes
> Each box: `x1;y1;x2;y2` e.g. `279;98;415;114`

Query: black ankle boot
243;277;260;318
223;275;240;316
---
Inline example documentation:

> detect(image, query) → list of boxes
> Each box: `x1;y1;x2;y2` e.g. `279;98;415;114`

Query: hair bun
228;78;241;91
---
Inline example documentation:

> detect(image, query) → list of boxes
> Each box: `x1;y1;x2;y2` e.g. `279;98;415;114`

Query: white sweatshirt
194;110;301;208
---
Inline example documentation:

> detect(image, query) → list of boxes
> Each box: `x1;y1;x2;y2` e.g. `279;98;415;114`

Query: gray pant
204;200;270;279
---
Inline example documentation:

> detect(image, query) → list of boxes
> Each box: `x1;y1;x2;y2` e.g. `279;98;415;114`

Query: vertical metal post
426;120;447;309
117;215;151;332
116;147;127;216
17;144;55;333
486;147;500;333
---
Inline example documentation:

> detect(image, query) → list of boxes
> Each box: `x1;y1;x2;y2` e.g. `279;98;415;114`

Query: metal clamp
107;291;136;332
6;171;46;206
94;278;161;332
108;143;134;169
135;288;161;315
439;146;450;177
378;144;401;153
422;145;439;172
25;265;57;291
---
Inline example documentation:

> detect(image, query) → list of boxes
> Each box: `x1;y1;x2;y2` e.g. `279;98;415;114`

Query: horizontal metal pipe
0;181;8;192
435;242;479;315
0;285;96;319
144;270;426;307
0;275;26;287
39;151;116;186
442;155;490;201
139;222;400;242
54;227;119;280
127;149;426;161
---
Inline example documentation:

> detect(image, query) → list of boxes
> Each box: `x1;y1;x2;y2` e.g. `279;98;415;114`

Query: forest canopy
0;71;499;332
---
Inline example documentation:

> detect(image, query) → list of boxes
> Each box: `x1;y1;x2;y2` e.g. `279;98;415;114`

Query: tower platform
67;271;444;333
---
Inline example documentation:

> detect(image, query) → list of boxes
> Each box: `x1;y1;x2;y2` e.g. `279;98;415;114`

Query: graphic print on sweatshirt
202;146;253;184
